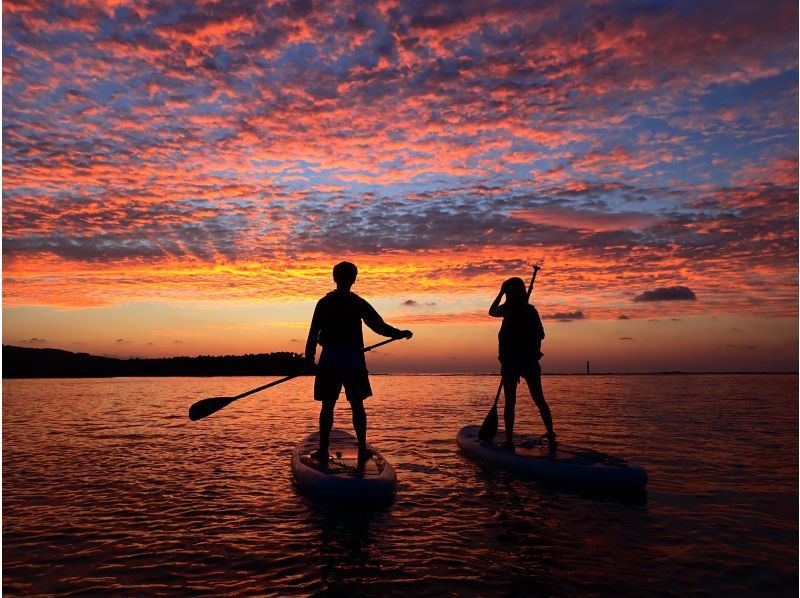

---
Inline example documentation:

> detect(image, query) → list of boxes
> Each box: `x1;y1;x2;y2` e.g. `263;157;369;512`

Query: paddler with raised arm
489;276;555;448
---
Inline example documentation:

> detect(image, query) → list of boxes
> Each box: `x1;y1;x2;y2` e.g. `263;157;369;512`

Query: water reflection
302;497;394;593
3;375;796;595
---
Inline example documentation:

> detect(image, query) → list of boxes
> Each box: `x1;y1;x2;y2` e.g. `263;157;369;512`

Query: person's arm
489;288;505;317
361;299;412;339
305;301;323;364
532;306;545;340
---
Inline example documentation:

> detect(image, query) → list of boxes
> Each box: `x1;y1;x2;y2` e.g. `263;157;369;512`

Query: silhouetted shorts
500;357;541;380
314;346;372;403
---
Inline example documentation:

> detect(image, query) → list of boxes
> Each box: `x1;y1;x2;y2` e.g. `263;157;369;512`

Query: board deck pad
298;433;386;477
465;427;633;469
513;437;629;467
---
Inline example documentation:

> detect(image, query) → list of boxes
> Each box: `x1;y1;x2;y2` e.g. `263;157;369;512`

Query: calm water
3;374;797;596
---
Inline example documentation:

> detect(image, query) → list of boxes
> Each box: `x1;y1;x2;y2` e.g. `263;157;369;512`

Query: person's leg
314;370;341;459
502;374;518;445
344;369;373;459
524;365;554;437
318;399;336;455
349;397;368;454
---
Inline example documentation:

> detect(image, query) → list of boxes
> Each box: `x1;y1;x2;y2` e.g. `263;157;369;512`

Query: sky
2;0;798;373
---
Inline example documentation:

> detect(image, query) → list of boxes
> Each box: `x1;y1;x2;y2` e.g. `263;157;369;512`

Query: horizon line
3;345;797;377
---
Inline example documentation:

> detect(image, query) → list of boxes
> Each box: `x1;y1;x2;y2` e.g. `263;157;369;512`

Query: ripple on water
3;374;798;595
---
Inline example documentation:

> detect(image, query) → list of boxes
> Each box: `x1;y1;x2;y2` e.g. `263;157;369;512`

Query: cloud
633;286;697;302
618;314;630;320
402;299;418;306
19;337;47;344
544;311;584;322
619;337;634;341
115;338;129;343
511;205;662;233
0;0;795;323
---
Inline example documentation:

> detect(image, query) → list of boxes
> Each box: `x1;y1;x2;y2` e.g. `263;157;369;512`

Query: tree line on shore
3;345;313;378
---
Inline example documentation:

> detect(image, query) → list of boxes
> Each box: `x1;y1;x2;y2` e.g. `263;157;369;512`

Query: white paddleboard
291;429;397;503
457;425;647;492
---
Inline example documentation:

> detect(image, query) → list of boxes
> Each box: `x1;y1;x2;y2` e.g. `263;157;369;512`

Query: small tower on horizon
586;360;591;375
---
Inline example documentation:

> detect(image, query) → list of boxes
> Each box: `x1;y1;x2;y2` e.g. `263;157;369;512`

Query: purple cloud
544;311;584;322
633;286;697;302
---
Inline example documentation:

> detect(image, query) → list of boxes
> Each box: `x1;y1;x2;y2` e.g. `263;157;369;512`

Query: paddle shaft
490;379;503;409
229;336;400;400
527;266;541;298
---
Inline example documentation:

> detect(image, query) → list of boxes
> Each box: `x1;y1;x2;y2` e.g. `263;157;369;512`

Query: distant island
3;345;795;378
2;345;313;379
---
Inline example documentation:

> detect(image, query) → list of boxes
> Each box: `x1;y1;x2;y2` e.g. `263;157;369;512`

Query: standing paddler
305;261;413;464
489;275;556;448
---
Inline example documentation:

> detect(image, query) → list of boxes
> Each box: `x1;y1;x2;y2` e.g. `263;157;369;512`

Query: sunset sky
2;0;798;373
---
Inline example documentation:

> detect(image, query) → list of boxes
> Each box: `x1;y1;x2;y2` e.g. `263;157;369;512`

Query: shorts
314;346;372;403
500;357;541;380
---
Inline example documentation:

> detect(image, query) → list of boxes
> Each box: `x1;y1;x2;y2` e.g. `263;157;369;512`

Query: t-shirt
497;303;545;362
306;290;401;353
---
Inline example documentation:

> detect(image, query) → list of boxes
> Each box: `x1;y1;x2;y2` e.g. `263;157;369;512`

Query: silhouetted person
489;277;555;448
305;261;412;463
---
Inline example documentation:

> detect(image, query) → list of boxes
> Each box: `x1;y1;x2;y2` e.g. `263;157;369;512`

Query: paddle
478;265;541;441
188;337;403;421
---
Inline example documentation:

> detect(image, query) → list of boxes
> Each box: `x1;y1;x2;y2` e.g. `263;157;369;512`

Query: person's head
502;277;527;305
333;261;358;289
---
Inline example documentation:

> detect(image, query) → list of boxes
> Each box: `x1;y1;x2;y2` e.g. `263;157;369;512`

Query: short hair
333;261;358;284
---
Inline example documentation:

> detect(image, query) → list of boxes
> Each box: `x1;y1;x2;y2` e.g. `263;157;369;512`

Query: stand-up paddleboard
291;429;397;503
457;425;647;492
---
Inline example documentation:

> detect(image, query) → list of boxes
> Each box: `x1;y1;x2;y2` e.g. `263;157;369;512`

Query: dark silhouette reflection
469;463;561;594
305;500;394;594
489;275;555;446
305;261;412;464
467;461;650;594
468;453;648;505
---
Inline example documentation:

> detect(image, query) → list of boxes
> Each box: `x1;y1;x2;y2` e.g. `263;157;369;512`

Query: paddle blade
478;404;498;441
189;396;236;421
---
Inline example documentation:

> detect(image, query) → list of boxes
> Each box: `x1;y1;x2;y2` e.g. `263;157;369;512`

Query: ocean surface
3;374;797;596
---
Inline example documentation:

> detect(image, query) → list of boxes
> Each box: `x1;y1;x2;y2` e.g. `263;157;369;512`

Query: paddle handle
527;265;541;299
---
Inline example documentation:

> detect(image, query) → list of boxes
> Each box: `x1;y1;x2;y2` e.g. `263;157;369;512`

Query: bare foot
357;447;373;464
310;448;330;463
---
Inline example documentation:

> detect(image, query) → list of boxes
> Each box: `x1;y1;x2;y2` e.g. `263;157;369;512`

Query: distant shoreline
4;372;796;379
2;345;312;379
3;345;796;379
5;371;797;381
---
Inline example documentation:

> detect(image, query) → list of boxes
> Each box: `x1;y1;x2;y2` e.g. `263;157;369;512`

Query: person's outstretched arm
361;299;412;339
489;288;505;317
